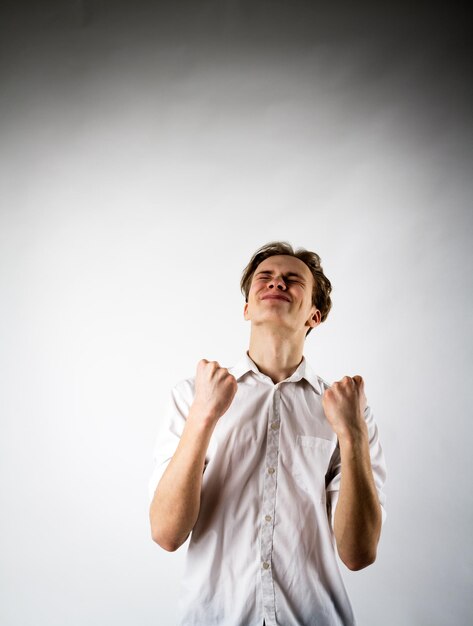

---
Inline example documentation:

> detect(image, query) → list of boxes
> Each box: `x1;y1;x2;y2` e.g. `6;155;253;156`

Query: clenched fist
322;375;368;441
191;359;238;423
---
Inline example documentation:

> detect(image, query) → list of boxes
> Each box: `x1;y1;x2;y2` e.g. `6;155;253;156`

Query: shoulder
170;376;196;404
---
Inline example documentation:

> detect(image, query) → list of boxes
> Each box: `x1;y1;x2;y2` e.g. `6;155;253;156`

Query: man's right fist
192;359;238;423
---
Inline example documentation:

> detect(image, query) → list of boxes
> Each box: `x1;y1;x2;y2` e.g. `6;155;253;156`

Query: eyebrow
255;270;306;281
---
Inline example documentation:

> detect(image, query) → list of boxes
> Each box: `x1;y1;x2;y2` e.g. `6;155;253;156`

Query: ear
307;308;321;329
243;301;250;321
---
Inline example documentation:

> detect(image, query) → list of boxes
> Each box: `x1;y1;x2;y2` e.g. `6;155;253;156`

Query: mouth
262;295;291;302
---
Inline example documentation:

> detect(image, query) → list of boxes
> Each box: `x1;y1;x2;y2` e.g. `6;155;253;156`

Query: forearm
333;432;382;571
149;408;216;551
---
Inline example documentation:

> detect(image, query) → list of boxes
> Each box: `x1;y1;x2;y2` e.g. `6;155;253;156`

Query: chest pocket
292;435;335;500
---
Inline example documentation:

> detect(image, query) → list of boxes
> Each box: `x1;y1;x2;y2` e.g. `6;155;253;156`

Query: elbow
149;504;180;551
151;530;179;552
150;525;176;551
150;524;187;552
343;550;377;572
149;498;193;552
155;538;180;552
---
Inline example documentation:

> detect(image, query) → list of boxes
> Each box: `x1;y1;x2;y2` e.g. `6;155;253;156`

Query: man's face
243;255;321;336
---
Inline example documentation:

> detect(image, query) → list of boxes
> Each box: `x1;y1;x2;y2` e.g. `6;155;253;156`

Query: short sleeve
325;404;387;528
148;379;195;504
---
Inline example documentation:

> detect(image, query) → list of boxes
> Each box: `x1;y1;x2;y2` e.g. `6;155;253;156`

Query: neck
247;325;306;384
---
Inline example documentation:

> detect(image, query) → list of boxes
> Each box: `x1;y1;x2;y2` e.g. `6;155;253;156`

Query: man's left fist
322;375;368;441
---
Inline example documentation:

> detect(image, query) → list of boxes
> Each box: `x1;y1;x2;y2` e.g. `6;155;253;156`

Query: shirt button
267;467;275;475
265;515;272;522
271;421;280;431
262;561;270;570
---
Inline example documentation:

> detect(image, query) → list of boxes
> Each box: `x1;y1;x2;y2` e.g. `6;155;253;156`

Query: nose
268;276;287;290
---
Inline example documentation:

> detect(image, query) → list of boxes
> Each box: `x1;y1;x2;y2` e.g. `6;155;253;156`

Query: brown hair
240;241;332;334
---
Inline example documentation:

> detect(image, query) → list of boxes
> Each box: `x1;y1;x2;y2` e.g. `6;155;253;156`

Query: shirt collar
230;352;322;395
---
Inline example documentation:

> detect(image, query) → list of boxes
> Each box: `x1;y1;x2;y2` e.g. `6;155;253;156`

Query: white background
1;2;472;625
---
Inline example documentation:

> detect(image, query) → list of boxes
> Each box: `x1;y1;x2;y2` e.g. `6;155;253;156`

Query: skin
149;359;238;551
243;255;320;382
149;254;382;570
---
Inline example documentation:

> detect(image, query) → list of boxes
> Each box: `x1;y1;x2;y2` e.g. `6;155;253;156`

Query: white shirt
149;353;387;626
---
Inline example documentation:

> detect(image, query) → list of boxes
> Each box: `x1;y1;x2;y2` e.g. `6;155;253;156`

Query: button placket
260;386;281;626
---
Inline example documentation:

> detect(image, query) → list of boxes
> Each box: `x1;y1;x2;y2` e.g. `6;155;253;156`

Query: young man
149;241;386;626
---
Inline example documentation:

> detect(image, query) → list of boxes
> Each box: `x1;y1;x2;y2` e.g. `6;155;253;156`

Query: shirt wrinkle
149;354;387;626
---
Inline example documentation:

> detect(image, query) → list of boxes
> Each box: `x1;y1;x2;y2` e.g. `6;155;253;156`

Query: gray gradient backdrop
1;2;472;625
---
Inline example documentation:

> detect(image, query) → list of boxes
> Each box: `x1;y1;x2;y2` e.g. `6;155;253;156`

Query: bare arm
323;376;382;571
149;360;237;552
333;429;382;570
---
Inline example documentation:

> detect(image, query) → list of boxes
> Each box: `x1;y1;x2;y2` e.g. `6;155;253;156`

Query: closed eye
254;271;306;285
